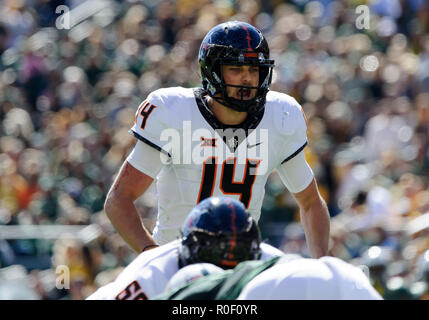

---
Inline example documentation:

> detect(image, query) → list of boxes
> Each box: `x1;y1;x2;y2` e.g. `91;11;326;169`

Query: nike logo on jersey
247;142;262;149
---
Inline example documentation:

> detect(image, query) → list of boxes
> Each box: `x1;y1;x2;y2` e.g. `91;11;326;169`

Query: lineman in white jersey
155;256;382;300
87;197;283;300
104;21;330;257
237;256;382;300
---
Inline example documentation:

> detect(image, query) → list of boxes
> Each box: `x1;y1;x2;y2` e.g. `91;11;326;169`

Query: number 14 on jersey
197;157;261;208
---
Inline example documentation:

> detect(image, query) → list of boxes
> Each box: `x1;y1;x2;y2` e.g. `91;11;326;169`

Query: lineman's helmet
179;197;261;269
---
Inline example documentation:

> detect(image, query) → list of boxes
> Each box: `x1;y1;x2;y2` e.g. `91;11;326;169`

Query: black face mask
179;230;261;269
203;53;274;114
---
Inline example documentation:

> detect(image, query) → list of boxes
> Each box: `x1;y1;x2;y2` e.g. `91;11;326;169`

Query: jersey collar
193;88;265;131
193;88;266;153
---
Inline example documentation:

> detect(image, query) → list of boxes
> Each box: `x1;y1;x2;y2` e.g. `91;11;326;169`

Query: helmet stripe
239;23;253;52
227;202;237;259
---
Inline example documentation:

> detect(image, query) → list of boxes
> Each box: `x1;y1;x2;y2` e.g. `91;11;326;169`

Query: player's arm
277;150;330;259
106;92;169;252
104;157;156;253
275;98;330;258
292;177;330;258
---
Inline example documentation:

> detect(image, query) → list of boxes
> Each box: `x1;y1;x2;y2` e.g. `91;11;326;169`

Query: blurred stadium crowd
0;0;428;299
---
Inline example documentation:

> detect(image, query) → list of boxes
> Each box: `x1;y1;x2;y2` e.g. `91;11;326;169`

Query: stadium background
0;0;428;299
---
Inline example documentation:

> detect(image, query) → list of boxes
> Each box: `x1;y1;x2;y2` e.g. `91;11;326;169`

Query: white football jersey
237;256;383;300
129;87;308;244
86;241;284;300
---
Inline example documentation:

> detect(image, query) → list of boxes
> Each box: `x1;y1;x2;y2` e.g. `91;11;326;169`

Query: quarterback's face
222;65;259;100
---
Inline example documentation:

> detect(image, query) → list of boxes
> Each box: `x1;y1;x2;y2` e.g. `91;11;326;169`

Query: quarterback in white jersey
87;197;284;300
104;21;330;257
128;87;310;245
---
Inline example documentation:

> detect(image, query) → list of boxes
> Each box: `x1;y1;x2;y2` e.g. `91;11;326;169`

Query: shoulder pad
129;87;194;157
267;91;308;137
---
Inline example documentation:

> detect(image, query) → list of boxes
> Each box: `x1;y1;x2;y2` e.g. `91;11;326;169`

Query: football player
236;256;382;300
155;256;382;300
86;197;284;300
104;21;330;257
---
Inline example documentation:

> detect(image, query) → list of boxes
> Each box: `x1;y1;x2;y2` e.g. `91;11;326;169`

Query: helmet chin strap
210;84;260;113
